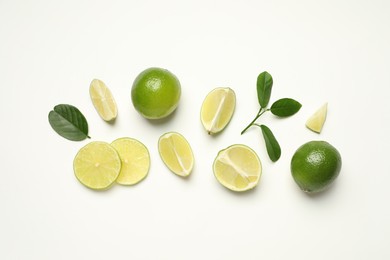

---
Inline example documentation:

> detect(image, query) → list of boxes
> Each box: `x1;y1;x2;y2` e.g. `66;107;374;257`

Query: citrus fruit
200;87;236;135
306;103;328;133
73;141;121;190
131;67;181;119
213;144;262;192
291;140;342;193
111;137;150;185
158;132;194;177
89;79;118;121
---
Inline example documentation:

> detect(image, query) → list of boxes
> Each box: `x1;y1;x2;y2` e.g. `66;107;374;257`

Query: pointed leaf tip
270;98;302;117
260;124;281;162
257;71;273;108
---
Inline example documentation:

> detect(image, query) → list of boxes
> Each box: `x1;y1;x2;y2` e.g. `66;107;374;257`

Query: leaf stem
241;108;267;135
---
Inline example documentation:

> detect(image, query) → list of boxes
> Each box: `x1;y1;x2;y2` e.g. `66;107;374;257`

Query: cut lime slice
89;79;118;121
306;103;328;133
111;137;150;185
213;144;262;192
73;141;121;190
158;132;194;177
200;87;236;134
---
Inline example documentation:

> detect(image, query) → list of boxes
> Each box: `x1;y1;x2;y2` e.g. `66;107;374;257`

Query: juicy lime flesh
201;87;236;134
306;103;328;133
213;144;262;192
111;138;150;185
131;67;181;119
291;141;342;193
90;79;118;121
73;141;121;190
158;132;194;177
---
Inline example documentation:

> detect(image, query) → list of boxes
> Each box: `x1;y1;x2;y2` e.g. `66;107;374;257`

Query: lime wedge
73;141;121;190
89;79;118;121
306;103;328;133
213;144;262;192
200;87;236;134
158;132;194;177
111;137;150;185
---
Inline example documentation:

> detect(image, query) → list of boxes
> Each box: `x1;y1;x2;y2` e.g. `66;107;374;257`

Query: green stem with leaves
241;71;302;162
241;108;268;135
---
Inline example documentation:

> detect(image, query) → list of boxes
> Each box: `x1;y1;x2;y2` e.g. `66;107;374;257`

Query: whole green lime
291;141;342;193
131;67;181;119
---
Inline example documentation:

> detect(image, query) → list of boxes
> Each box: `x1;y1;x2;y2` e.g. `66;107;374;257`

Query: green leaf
260;124;281;162
270;98;302;117
257;71;273;108
48;104;90;141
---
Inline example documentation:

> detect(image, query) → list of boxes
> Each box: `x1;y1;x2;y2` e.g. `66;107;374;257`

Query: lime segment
111;137;150;185
200;87;236;134
213;144;262;192
73;141;121;190
89;79;118;121
306;103;327;133
158;132;194;177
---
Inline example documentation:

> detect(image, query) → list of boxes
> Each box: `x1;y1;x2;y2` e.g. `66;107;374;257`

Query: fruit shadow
218;183;261;197
144;109;178;126
302;181;339;199
106;117;117;126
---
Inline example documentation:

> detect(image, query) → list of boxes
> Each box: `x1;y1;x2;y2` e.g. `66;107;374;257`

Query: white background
1;0;389;259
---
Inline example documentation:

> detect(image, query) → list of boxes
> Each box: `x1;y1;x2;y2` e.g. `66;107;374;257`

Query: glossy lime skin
131;67;181;119
291;141;342;193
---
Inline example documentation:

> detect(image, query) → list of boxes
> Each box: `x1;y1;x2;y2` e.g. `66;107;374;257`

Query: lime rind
291;141;342;193
131;67;181;120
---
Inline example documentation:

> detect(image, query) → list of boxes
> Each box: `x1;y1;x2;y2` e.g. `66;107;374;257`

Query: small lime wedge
90;79;118;121
200;87;236;134
158;132;194;177
213;144;262;192
73;141;121;190
111;137;150;185
306;103;328;133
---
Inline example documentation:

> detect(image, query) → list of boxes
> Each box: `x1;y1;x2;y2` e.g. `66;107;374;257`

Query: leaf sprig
241;71;302;162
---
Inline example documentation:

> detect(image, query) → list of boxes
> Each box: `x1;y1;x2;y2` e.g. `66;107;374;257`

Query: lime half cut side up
213;144;262;192
158;132;194;177
73;141;121;190
111;137;150;185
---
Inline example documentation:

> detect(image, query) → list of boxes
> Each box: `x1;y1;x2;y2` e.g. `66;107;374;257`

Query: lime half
73;141;121;190
213;144;262;192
